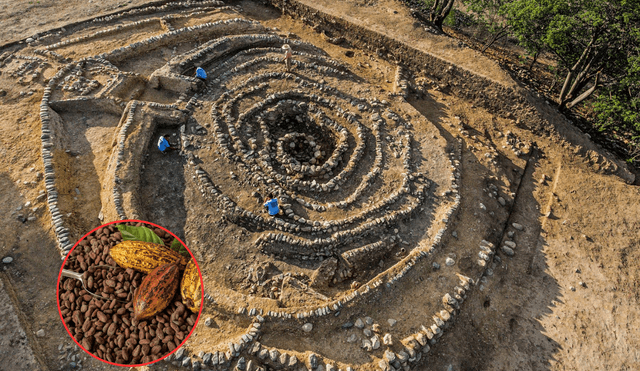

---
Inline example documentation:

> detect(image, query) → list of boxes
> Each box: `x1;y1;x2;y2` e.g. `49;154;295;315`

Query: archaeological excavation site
1;1;639;371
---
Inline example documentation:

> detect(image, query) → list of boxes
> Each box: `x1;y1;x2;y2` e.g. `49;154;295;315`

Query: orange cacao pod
109;241;188;274
180;260;202;313
133;263;180;320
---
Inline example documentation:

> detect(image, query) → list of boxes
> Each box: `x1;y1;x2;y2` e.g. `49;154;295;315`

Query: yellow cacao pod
133;263;180;320
109;241;188;274
180;259;202;313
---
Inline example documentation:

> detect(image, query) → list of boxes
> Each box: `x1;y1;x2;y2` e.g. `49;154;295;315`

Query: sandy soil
0;1;638;371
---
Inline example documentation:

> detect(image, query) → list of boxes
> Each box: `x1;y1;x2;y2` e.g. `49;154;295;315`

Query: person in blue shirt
263;193;279;216
195;67;207;80
157;135;172;153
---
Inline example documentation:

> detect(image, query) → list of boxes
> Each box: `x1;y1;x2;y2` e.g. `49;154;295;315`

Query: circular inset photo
56;220;203;366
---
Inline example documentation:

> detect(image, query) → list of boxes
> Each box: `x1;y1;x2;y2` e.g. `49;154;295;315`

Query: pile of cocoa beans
58;222;197;365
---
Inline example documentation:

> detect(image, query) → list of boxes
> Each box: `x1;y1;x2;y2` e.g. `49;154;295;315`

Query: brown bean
81;337;93;352
141;344;150;356
132;344;141;358
95;335;105;345
107;322;117;337
121;348;129;362
125;338;136;348
85;326;96;338
82;318;92;332
96;311;107;323
151;345;162;355
116;334;125;348
167;341;176;351
72;311;83;326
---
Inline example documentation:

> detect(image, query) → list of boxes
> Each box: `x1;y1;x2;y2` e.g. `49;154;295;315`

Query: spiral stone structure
3;1;548;370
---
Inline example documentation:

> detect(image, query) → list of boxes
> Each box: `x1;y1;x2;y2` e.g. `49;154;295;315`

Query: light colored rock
387;318;397;327
365;316;373;325
354;318;364;329
512;222;524;231
2;257;13;264
362;339;372;351
302;323;313;332
384;350;396;363
383;333;392;345
371;335;380;350
445;257;455;266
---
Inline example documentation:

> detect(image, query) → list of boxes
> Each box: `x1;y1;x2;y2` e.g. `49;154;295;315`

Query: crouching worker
263;194;280;216
195;67;207;80
157;135;176;153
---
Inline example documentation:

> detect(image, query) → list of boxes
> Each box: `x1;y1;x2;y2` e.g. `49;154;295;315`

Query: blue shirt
196;67;207;79
158;136;170;152
264;198;279;215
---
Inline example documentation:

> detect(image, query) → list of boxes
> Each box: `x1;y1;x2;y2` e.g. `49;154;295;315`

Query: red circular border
56;219;205;368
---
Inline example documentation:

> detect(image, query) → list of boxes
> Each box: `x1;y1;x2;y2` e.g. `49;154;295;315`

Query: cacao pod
180;259;202;313
133;263;180;320
109;241;188;274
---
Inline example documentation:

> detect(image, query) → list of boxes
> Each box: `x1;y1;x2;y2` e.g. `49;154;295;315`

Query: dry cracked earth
0;1;639;371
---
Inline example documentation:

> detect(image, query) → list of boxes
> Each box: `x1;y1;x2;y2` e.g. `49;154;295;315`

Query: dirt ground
0;1;638;371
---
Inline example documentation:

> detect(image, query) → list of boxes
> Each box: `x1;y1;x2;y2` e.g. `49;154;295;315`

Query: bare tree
430;0;456;32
